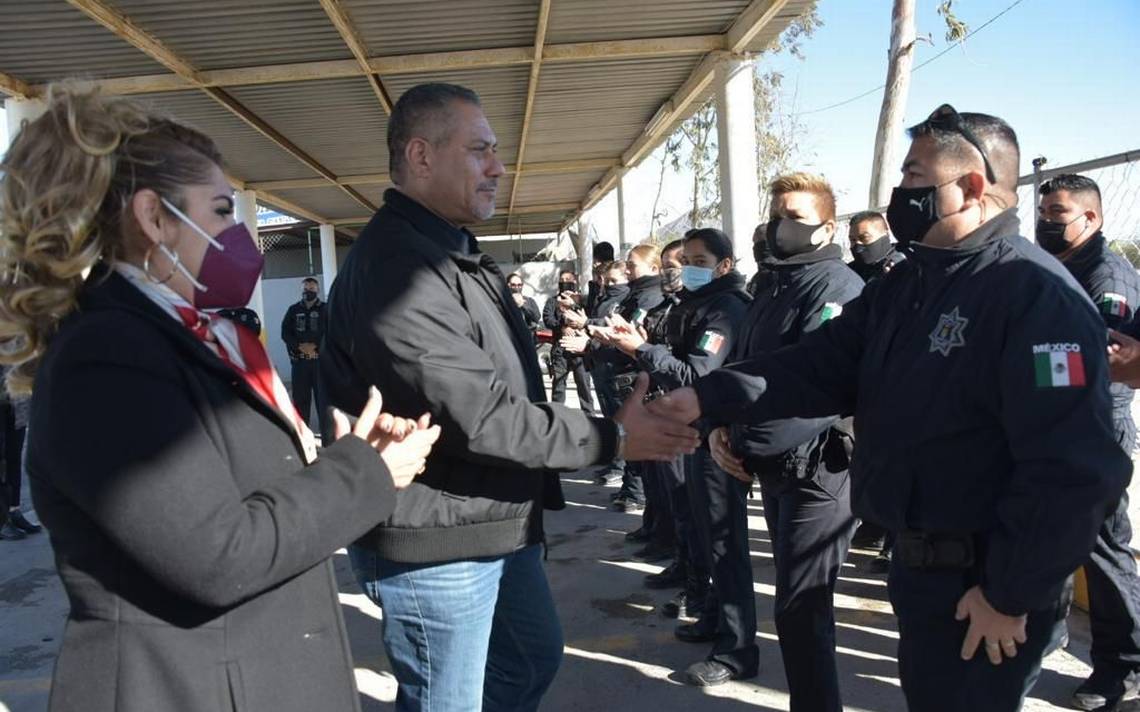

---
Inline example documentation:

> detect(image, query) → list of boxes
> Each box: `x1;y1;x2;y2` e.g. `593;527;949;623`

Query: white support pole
715;56;760;277
4;96;48;151
234;189;265;324
616;170;629;254
319;223;337;296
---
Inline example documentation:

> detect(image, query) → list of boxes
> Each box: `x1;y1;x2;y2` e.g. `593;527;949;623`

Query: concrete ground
0;472;1113;712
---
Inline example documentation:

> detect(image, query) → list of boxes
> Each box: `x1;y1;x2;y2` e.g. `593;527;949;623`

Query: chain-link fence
833;149;1140;261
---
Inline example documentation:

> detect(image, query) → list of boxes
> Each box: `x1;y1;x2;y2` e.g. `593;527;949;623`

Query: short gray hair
387;83;482;181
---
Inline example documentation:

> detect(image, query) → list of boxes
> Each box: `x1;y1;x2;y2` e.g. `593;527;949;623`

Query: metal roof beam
318;0;394;114
31;35;724;97
246;158;618;192
726;0;791;54
506;0;553;230
0;71;33;99
62;0;376;214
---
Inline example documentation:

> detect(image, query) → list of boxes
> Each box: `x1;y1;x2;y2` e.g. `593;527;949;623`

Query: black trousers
1086;490;1140;677
548;347;595;416
760;467;855;712
688;449;759;674
291;358;333;442
642;460;676;548
591;362;624;475
1;403;24;508
889;561;1067;712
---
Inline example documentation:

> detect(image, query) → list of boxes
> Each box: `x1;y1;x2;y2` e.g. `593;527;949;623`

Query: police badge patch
929;307;968;356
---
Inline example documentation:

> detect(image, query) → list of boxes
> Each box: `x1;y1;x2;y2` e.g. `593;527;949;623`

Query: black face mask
885;175;971;247
558;281;577;293
1035;216;1087;255
851;235;893;265
766;218;825;259
661;266;683;294
605;284;629;300
509;285;524;293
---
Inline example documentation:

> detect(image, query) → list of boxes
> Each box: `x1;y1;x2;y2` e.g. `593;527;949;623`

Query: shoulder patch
1099;292;1129;318
1032;343;1086;388
697;331;725;354
820;302;843;322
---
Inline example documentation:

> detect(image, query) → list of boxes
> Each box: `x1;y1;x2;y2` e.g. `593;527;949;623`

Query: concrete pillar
234;189;265;323
319;223;337;296
715;56;761;277
4;96;48;151
575;218;592;292
616;170;630;253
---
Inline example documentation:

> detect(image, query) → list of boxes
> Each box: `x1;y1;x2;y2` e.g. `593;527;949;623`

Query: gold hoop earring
143;244;179;285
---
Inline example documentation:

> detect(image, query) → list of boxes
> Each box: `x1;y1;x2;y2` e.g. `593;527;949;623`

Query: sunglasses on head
923;104;997;184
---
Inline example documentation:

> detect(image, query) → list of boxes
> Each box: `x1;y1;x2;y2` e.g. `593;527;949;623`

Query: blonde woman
0;88;440;712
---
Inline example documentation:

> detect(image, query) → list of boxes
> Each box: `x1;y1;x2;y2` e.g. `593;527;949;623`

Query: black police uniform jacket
27;268;396;712
281;298;326;360
592;274;665;374
728;245;865;482
1061;231;1140;449
635;271;751;392
693;210;1131;616
321;189;618;564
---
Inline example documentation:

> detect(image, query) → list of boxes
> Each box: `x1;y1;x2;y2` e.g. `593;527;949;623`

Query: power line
799;0;1031;116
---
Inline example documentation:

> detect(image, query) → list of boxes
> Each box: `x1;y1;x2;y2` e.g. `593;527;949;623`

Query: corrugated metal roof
130;90;324;183
344;0;540;57
1;1;809;235
0;1;167;82
226;78;389;178
106;0;353;71
525;56;700;163
546;0;751;44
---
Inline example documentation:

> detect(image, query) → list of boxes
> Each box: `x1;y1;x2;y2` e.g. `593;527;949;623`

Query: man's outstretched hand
645;385;702;425
615;374;700;461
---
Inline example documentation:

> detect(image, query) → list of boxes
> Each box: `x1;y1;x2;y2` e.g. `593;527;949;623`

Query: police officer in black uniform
649;105;1131;711
609;228;752;686
281;277;332;441
1037;173;1140;710
847;210;904;283
544;269;595;416
709;173;864;706
618;240;686;550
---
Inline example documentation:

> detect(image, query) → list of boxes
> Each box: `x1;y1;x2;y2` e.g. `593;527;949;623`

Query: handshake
611;372;706;462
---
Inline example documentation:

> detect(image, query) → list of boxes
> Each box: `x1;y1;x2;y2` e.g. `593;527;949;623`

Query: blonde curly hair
0;86;223;395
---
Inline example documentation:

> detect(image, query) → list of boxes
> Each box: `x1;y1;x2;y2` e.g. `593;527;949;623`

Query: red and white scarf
114;263;318;463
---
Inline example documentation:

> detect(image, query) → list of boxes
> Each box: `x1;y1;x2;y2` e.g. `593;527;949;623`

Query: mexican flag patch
697;331;725;354
1099;292;1128;318
1033;343;1086;388
820;302;843;322
631;308;648;325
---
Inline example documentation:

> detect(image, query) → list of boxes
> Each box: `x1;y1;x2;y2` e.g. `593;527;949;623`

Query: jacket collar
78;265;303;443
1062;231;1106;273
771;243;844;269
628;274;662;294
686;269;747;299
903;208;1020;272
383;188;479;257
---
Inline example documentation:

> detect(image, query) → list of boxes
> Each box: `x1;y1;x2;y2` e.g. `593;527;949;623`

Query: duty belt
895;530;976;570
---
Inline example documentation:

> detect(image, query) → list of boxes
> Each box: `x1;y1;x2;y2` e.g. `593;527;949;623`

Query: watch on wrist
615;421;627;460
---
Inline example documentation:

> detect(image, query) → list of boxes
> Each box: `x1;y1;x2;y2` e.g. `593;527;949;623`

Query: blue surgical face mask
681;265;714;292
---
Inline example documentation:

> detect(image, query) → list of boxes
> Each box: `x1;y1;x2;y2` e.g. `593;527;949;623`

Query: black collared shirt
383;188;477;256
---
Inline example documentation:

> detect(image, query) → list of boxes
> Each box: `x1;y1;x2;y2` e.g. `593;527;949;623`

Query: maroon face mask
161;197;265;309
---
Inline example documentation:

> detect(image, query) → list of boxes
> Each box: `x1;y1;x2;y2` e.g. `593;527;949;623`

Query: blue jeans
348;544;563;712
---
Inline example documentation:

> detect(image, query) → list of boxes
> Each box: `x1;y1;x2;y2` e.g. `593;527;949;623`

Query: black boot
7;510;42;534
644;561;686;589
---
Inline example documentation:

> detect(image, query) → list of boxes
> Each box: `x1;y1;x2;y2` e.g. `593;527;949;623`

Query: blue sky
591;0;1140;238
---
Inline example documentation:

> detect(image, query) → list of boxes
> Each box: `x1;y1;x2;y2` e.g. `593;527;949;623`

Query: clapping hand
602;313;647;356
560;333;590;354
709;427;750;483
331;387;441;488
615;374;701;461
562;309;587;329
